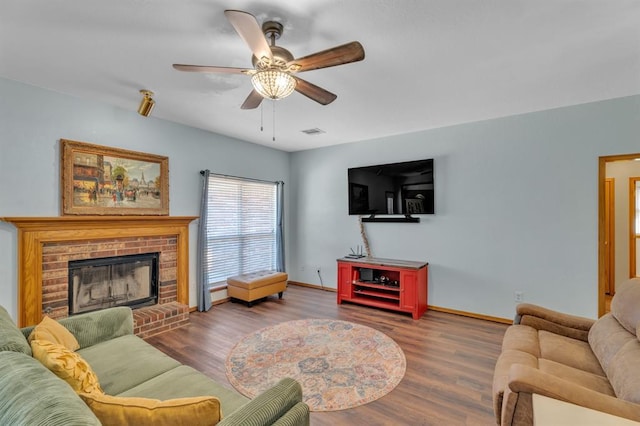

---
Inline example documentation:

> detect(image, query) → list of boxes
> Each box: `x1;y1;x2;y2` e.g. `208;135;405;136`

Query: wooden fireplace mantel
2;216;197;327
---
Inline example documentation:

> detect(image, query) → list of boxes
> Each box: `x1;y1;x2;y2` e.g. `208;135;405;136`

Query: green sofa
0;306;310;425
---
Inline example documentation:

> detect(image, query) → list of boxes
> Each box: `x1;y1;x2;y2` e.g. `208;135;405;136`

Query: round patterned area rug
225;318;406;411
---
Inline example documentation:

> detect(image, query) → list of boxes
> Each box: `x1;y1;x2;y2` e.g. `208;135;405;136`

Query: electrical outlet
514;291;524;302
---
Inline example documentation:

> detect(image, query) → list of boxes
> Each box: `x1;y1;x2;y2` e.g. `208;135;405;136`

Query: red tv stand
337;257;428;319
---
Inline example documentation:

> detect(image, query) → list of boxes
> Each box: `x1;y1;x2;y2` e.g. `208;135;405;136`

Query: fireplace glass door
68;252;159;315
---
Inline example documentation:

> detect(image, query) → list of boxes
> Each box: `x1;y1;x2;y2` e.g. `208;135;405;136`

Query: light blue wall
0;78;290;320
289;95;640;319
3;76;639;322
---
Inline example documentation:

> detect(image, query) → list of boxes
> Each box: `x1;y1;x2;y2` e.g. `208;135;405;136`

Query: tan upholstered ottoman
226;270;288;306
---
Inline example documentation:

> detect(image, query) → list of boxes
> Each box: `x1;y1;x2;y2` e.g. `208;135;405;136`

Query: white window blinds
204;175;277;287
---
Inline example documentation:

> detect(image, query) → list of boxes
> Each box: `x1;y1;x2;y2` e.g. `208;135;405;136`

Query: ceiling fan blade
293;77;337;105
241;90;264;110
172;64;250;74
288;41;365;72
224;10;273;63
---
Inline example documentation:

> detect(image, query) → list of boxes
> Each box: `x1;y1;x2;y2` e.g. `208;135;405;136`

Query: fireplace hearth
68;252;159;315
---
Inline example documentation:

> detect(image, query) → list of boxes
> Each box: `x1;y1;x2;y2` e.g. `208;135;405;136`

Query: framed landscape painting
60;139;169;215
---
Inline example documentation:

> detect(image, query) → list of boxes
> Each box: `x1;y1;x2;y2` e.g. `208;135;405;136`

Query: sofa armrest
58;307;134;349
270;402;310;426
514;303;595;341
218;378;309;426
0;351;101;425
506;364;640;423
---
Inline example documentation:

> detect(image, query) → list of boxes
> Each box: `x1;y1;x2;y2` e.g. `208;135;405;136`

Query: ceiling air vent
301;128;325;135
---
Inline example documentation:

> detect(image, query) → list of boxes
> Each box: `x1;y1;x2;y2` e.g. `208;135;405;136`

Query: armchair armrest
218;378;309;426
507;364;640;423
515;303;595;341
58;307;134;349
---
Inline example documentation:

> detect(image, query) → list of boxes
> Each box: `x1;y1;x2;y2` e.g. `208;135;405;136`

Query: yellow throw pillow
28;316;80;351
79;393;222;426
31;339;103;394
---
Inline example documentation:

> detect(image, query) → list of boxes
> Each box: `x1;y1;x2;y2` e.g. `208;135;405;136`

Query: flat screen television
348;158;434;216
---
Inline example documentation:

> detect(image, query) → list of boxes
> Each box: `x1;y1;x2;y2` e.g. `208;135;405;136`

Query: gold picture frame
61;139;169;215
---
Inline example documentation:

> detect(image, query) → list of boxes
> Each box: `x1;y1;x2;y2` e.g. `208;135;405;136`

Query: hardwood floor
145;285;508;425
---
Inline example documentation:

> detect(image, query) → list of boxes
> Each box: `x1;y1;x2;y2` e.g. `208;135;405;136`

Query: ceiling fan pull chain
260;102;264;132
272;100;276;142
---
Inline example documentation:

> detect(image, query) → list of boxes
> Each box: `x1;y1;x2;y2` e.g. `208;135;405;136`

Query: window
203;175;278;288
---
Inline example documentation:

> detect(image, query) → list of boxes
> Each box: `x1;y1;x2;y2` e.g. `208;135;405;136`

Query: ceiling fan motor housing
262;21;283;41
253;46;294;69
251;21;293;69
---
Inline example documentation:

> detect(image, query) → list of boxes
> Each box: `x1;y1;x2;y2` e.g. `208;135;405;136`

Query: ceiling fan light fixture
251;70;296;100
137;90;155;117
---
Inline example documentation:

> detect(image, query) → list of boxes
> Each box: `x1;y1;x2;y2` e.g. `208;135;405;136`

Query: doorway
598;154;640;316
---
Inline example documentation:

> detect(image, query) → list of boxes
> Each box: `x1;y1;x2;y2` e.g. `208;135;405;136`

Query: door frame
630;177;640;279
604;178;615;295
598;154;640;316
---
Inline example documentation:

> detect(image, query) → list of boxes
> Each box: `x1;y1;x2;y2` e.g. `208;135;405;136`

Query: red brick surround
42;236;176;316
41;236;188;337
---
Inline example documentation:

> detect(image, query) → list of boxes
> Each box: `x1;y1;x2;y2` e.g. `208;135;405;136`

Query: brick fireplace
2;216;197;337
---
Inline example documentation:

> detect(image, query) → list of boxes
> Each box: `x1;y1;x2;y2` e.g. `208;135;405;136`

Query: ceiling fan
173;9;365;109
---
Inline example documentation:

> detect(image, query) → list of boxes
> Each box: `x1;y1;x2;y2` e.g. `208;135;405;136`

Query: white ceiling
1;1;639;152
